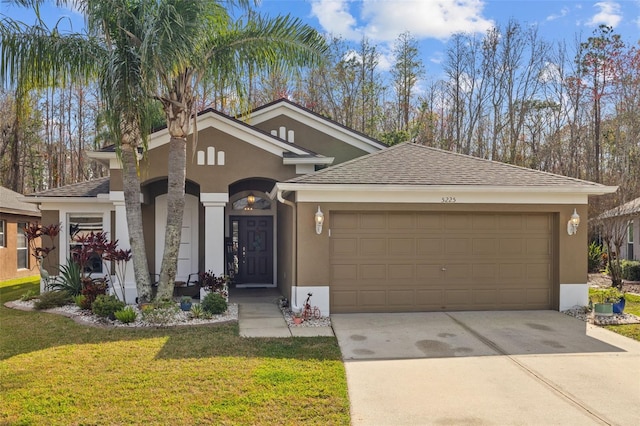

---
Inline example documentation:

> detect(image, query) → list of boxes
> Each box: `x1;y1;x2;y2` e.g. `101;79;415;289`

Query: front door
230;216;273;284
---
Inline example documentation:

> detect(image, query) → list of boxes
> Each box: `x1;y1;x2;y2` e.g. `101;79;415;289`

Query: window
232;194;271;211
17;222;28;269
69;215;104;273
628;220;635;261
0;220;5;247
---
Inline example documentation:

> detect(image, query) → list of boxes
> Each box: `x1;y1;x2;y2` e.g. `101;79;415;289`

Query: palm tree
1;0;154;301
3;0;327;302
142;0;328;300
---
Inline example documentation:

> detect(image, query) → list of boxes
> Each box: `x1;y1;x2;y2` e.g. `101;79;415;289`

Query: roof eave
282;157;335;165
0;207;40;216
275;183;619;195
22;196;112;204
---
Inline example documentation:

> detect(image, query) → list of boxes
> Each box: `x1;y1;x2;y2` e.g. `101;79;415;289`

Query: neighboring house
599;196;640;261
24;99;617;313
0;186;40;281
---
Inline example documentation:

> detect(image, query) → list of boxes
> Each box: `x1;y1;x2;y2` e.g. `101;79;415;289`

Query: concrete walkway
229;287;334;338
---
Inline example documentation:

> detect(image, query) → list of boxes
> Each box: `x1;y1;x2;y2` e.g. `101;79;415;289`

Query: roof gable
89;107;333;170
243;99;386;154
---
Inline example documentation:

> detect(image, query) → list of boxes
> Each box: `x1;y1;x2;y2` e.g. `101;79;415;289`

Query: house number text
441;197;457;203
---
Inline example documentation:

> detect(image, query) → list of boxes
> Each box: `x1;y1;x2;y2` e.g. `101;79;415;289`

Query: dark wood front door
230;216;273;284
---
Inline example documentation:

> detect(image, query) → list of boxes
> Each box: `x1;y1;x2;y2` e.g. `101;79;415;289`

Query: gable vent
196;146;226;166
271;126;295;143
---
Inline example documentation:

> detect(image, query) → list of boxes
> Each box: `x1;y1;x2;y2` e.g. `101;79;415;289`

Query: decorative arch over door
227;188;277;287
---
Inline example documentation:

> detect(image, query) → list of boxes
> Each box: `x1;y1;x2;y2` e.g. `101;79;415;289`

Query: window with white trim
628;220;634;261
17;222;28;269
0;220;5;247
69;215;104;273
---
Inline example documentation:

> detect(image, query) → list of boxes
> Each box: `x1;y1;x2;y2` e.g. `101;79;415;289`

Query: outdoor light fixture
315;206;324;235
245;193;255;210
567;208;580;235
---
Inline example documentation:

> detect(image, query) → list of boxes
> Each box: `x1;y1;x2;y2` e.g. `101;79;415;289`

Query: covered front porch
111;177;280;303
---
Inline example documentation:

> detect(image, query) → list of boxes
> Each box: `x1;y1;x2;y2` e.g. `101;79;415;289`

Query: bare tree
577;25;624;183
391;31;424;133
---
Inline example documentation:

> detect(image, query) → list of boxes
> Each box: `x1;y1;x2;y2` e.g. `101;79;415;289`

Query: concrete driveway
332;311;640;425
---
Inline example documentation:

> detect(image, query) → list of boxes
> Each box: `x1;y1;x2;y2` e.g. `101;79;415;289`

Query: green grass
0;280;349;425
604;293;640;341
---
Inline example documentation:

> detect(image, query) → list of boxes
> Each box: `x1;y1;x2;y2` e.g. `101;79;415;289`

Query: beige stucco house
0;186;40;282
24;99;617;313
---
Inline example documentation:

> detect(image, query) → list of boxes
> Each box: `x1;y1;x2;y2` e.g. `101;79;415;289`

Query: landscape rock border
4;300;238;328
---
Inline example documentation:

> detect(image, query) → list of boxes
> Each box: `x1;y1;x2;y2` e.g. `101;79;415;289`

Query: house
598;196;640;261
0;186;40;281
24;99;617;313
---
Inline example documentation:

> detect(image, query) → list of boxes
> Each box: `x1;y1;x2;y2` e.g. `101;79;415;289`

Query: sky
3;0;640;80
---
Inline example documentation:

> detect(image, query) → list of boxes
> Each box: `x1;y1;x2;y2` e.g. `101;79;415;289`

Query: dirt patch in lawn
588;273;640;294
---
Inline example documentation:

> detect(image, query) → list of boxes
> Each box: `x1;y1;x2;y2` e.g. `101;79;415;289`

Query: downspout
276;189;301;311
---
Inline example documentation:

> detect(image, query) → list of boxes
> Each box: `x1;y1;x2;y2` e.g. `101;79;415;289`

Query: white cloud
587;1;622;27
546;7;569;21
310;0;494;42
310;0;361;39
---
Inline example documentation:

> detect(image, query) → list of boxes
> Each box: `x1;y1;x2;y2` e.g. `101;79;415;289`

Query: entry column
201;193;229;276
110;191;136;301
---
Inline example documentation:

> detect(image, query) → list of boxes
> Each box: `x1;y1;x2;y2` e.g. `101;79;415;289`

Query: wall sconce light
315;206;324;235
567;208;580;235
244;193;255;210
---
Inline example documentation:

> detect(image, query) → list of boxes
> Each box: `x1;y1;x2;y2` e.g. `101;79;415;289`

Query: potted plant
180;296;193;311
198;270;230;302
609;288;626;314
591;287;625;317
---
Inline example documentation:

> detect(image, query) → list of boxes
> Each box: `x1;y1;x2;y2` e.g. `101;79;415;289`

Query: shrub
73;294;86;308
590;287;625;304
201;292;227;315
20;289;38;301
114;306;137;324
621;260;640;281
34;291;71;310
190;303;209;319
50;259;83;296
80;279;108;310
588;242;605;273
141;304;179;326
92;294;125;318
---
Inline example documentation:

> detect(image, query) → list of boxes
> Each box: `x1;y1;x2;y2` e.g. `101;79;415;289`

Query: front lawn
0;280;349;425
604;292;640;341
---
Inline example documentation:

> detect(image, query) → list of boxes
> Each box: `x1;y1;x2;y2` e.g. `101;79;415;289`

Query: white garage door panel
330;212;553;313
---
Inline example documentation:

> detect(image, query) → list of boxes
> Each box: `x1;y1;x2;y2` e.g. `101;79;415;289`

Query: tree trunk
120;138;152;303
156;134;187;300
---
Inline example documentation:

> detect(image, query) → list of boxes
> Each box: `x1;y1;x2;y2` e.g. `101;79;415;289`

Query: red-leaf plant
103;242;132;304
23;222;60;278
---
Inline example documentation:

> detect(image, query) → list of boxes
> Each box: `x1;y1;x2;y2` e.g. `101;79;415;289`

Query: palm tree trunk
156;135;187;300
120;139;152;302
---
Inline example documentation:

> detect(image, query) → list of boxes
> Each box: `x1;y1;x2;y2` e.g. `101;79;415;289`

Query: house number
441;197;456;203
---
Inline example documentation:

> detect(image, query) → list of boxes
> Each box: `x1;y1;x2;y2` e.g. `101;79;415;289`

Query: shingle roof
0;186;40;216
598;196;640;219
27;177;110;198
286;142;607;188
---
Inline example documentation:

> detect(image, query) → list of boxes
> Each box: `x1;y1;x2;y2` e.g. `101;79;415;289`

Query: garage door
330;212;553;313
